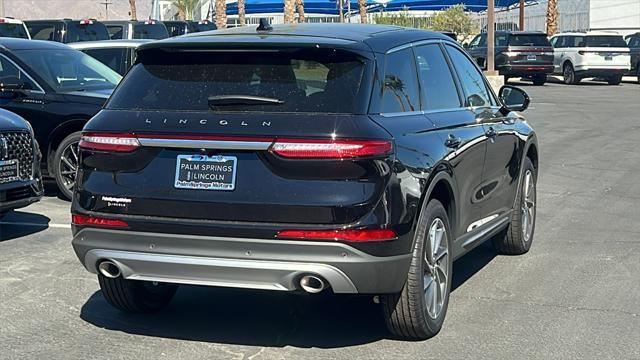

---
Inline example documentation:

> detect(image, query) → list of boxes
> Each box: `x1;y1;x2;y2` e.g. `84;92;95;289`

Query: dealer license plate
174;155;237;191
0;159;19;184
527;55;537;61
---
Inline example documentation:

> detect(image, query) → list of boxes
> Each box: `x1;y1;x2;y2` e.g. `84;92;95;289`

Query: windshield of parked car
0;23;29;39
509;34;552;47
66;22;110;42
107;49;366;113
12;48;121;92
586;36;628;48
133;23;169;39
626;36;640;48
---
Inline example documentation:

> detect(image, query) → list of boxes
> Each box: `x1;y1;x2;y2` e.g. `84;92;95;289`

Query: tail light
79;19;94;25
72;214;128;228
79;133;140;152
270;139;393;159
277;229;397;242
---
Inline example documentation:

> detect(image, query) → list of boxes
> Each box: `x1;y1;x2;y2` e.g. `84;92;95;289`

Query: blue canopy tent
225;0;523;15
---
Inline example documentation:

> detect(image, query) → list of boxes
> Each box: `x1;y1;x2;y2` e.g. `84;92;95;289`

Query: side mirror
463;43;470;49
499;85;530;112
0;76;26;93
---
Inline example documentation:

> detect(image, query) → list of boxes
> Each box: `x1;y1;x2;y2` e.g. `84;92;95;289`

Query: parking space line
0;221;71;229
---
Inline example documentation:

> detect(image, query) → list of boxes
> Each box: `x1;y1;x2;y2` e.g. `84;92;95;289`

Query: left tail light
79;133;140;152
277;228;397;242
72;214;129;228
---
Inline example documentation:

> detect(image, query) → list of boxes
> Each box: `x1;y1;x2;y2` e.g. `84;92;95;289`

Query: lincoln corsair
71;23;539;340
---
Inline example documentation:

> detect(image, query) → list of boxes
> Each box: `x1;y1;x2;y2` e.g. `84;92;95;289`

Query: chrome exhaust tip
98;260;121;278
299;275;326;293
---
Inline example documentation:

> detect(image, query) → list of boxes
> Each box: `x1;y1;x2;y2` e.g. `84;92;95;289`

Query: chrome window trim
0;54;45;94
386;39;443;55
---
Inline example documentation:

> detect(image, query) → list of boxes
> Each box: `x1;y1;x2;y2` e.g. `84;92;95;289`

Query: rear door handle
444;134;462;149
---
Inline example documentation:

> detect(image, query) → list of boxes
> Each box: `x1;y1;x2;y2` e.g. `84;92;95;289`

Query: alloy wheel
424;218;449;319
58;140;79;191
521;170;536;244
563;65;574;84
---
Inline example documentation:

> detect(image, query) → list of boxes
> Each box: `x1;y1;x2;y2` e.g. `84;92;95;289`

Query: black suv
466;31;554;85
25;19;110;43
625;32;640;83
0;109;43;217
71;24;539;340
103;20;169;40
0;38;120;199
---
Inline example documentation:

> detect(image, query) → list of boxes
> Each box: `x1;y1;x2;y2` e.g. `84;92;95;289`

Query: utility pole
100;1;113;20
486;0;496;74
519;0;525;30
339;0;344;23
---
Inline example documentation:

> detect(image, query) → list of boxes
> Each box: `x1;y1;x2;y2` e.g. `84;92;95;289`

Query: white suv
0;17;30;39
550;31;630;85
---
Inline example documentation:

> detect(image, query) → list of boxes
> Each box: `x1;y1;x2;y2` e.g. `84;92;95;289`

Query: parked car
549;31;631;85
71;23;539;340
625;32;640;83
0;38;121;199
466;31;554;85
163;20;195;37
188;19;216;32
0;108;43;218
70;40;152;76
103;20;169;40
0;17;31;39
25;19;109;43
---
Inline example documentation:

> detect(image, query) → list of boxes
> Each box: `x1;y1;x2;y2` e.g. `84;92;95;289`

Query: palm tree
128;0;137;20
296;0;306;23
358;0;367;24
215;0;227;29
546;0;558;36
172;0;199;20
284;0;296;23
238;0;246;26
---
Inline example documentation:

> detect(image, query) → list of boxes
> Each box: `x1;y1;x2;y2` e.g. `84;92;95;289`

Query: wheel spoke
69;144;79;162
61;156;76;171
424;274;434;293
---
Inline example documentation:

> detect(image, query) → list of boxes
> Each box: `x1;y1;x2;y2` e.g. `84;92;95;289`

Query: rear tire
53;132;81;200
607;74;622;85
636;66;639;84
98;274;178;313
563;63;580;85
382;199;453;340
493;157;537;255
532;74;546;86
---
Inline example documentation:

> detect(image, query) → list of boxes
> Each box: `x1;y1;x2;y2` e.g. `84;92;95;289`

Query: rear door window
380;48;420;113
414;44;461;111
0;23;29;38
0;54;38;90
83;48;127;75
508;34;551;47
107;49;367;114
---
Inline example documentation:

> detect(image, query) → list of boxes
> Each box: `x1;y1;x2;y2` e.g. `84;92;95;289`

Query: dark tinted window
414;44;460;111
164;22;188;37
65;22;110;42
445;45;494;108
107;49;366;113
133;23;169;39
381;48;420;113
192;22;217;32
586;35;628;47
0;23;29;39
496;34;509;46
468;34;482;47
27;22;59;41
628;36;640;48
572;36;586;47
83;48;127;75
107;25;124;39
0;55;37;90
509;34;551;46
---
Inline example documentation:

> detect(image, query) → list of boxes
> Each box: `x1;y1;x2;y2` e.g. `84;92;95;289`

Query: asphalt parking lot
1;79;639;360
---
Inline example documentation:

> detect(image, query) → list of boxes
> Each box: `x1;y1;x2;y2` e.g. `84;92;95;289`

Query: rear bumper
72;228;412;294
0;180;43;213
574;65;629;75
499;64;554;76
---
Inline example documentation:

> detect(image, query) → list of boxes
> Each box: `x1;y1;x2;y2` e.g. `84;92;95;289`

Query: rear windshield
508;34;551;47
0;23;29;38
107;49;367;114
192;22;216;32
628;36;640;48
66;22;110;42
586;36;628;48
164;22;187;37
133;24;169;39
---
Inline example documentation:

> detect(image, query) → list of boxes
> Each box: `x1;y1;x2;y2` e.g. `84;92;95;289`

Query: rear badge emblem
101;196;132;208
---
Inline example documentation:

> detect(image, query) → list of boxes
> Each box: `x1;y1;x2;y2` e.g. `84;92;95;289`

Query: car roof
138;23;453;54
553;31;623;37
69;39;153;49
0;17;25;24
0;37;72;50
495;31;547;35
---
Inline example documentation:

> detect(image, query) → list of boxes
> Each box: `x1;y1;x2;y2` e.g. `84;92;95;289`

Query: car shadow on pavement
79;241;497;347
0;211;51;241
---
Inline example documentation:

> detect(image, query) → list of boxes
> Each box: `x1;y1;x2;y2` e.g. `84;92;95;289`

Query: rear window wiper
207;95;284;108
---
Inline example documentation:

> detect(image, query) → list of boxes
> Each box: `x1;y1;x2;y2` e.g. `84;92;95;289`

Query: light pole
486;0;496;74
101;1;113;20
519;0;525;30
